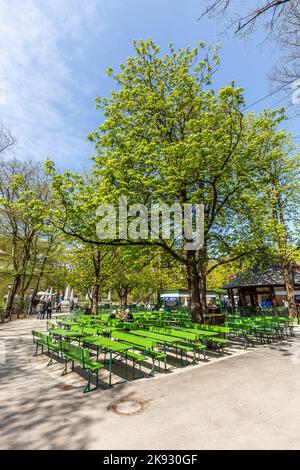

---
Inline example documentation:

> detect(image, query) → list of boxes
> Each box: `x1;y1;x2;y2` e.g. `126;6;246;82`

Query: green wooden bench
111;330;156;376
59;340;104;393
189;324;230;355
150;326;201;341
49;328;86;343
113;330;168;373
81;336;134;386
131;329;206;363
47;321;57;331
208;337;229;355
139;328;203;364
32;331;60;365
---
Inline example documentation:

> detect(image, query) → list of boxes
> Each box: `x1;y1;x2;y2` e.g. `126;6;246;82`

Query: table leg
109;350;112;386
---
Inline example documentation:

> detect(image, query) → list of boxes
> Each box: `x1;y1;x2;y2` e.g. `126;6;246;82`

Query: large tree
48;40;281;322
67;244;117;313
0;159;54;318
246;109;300;316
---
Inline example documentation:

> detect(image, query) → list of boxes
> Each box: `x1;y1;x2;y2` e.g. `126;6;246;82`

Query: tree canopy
45;39;300;320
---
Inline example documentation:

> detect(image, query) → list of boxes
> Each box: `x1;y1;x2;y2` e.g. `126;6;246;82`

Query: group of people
35;296;64;319
109;308;134;321
36;300;53;319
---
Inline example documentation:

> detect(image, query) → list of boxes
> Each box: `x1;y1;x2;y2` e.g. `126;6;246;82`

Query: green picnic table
57;319;78;327
130;329;184;345
110;330;166;375
172;326;218;343
150;326;206;342
49;328;86;341
130;329;203;363
70;324;111;336
151;327;217;360
169;326;225;353
81;336;134;386
172;326;217;336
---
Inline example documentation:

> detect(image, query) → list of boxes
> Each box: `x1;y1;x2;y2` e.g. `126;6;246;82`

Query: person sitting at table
118;309;127;320
109;310;116;319
125;309;133;321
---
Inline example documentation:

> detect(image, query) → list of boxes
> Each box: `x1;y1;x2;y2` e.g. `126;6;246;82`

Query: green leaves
44;38;300;313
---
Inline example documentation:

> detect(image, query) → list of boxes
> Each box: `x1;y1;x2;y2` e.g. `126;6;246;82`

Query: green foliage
45;39;300;317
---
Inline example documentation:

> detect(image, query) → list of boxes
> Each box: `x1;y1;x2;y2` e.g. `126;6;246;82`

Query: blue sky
0;0;299;171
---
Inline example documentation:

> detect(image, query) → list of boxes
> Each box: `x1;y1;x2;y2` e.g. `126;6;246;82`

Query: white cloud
0;0;114;169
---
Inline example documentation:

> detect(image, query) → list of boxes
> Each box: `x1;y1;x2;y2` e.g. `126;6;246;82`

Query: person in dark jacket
126;311;133;321
46;300;52;319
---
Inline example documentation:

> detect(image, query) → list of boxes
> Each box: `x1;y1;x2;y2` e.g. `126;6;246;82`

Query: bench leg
33;342;38;356
149;357;155;376
164;345;168;371
83;371;91;393
109;351;113;386
61;359;68;376
47;350;54;367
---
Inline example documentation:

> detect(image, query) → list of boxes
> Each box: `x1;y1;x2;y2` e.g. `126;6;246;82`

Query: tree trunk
17;292;25;319
120;291;128;309
186;251;204;323
156;290;161;307
91;285;99;314
117;287;128;309
17;275;29;318
29;238;54;315
282;263;297;318
5;274;21;321
275;188;297;319
199;267;207;316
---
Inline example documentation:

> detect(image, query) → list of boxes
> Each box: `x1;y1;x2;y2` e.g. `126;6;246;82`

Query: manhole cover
108;399;147;416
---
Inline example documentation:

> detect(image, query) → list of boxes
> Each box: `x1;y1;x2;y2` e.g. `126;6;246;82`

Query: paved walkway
1;315;300;450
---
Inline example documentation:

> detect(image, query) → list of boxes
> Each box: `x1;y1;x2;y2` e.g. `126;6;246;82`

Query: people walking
36;301;46;320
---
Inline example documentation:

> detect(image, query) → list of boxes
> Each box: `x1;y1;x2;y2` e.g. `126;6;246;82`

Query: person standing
46;300;52;319
36;301;46;320
56;298;62;313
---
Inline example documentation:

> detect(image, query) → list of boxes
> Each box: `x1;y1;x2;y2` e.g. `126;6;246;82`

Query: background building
223;265;300;307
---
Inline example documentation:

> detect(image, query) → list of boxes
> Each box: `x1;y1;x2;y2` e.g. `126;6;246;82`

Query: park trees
0;81;16;155
48;39;287;322
105;246;184;308
245;110;300;316
66;244;117;313
0;159;56;318
0;122;15;155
